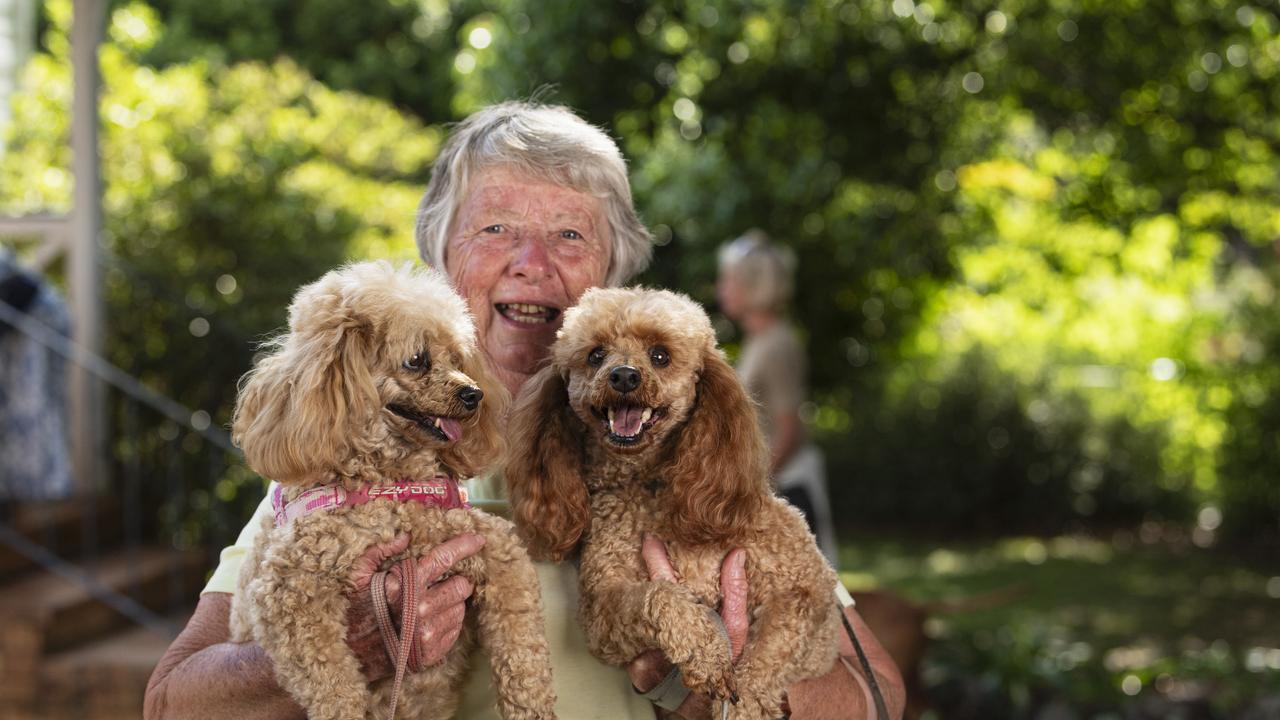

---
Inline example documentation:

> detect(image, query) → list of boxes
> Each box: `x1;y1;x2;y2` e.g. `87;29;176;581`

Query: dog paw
721;695;776;720
304;701;365;720
678;655;738;705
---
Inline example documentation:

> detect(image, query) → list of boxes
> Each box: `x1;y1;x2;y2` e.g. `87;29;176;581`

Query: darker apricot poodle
228;261;556;720
506;287;840;720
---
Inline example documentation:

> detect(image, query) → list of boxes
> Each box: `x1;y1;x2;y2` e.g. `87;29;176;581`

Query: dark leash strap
841;604;891;720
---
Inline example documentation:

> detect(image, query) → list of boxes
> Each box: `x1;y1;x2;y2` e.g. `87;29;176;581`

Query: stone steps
0;545;207;719
36;615;191;720
0;500;124;581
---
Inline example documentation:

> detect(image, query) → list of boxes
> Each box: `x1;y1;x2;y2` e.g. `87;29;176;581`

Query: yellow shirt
203;482;654;720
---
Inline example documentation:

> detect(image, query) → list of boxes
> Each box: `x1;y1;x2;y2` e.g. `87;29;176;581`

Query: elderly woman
144;102;903;720
716;231;838;565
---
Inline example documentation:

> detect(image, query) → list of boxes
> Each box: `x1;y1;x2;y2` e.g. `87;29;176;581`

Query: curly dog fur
506;287;840;720
228;261;556;720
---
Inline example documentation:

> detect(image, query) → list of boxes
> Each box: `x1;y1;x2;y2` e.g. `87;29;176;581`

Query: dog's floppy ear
665;347;767;545
505;364;589;562
441;346;509;479
232;286;375;483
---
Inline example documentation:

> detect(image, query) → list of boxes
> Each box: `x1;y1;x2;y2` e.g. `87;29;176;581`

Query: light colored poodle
228;261;556;720
506;287;840;720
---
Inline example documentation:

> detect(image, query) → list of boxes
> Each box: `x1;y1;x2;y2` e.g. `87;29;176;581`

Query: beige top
203;482;654;720
736;322;806;447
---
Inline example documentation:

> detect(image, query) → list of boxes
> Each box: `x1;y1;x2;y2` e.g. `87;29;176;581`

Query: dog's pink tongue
613;406;646;436
438;418;463;442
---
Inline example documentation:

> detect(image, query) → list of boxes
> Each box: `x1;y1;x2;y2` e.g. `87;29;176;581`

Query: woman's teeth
497;303;557;324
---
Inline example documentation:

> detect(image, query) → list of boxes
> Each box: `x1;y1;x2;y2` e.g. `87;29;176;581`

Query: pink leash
371;557;418;720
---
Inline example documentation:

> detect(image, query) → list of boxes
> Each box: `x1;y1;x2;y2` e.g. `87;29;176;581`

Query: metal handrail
0;523;177;637
0;288;244;640
0;295;238;454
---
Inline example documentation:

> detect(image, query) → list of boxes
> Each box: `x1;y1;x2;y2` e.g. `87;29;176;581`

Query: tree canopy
4;0;1279;544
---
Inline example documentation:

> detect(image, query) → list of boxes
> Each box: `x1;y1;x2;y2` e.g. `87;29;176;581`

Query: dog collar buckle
272;484;347;526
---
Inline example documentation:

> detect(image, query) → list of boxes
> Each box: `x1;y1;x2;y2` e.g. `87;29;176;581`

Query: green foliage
1;0;435;493
436;0;1279;535
828;350;1187;533
835;149;1224;531
4;3;1277;703
5;0;1280;538
136;0;466;122
1217;265;1280;550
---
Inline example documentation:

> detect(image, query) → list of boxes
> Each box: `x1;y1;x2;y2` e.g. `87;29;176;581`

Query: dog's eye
649;346;670;368
587;346;606;367
403;351;431;372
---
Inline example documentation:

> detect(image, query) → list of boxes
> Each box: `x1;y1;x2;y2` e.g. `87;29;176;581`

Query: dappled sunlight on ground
838;531;1279;714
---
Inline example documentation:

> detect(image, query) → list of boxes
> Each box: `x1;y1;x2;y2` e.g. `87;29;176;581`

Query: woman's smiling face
445;166;612;392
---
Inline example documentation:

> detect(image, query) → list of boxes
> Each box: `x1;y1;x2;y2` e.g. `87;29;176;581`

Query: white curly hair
415;101;652;287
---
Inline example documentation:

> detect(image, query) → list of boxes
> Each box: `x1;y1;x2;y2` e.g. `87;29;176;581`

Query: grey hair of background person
718;229;797;313
415;101;653;288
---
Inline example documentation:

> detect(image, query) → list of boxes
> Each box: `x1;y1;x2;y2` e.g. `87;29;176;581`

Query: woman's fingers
631;537;750;719
417;598;467;653
348;533;412;593
410;574;474;667
384;532;485;608
718;548;748;662
640;536;748;662
343;533;412;681
641;532;680;583
406;535;483;668
415;574;475;616
344;532;486;676
666;551;748;718
416;532;487;583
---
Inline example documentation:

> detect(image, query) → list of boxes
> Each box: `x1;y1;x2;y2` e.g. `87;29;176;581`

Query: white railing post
69;0;105;495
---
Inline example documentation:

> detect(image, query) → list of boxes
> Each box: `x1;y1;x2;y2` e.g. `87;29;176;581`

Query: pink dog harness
269;477;468;719
270;477;470;526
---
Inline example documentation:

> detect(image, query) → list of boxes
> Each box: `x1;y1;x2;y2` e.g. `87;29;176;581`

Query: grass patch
836;532;1280;716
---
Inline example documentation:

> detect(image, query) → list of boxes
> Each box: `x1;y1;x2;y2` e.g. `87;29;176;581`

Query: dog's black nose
457;385;483;410
608;365;641;394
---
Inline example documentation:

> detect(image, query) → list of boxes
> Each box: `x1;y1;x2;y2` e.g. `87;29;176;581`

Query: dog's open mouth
495;302;561;325
387;404;464;443
591;404;667;445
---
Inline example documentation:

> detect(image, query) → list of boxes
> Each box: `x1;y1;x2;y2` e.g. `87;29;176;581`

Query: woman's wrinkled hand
343;532;486;681
627;533;749;719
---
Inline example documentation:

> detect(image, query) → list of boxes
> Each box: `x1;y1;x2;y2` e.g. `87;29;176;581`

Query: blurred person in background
145;102;901;720
717;231;838;566
0;251;73;520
